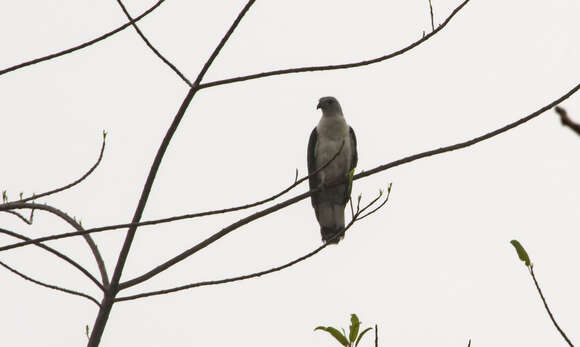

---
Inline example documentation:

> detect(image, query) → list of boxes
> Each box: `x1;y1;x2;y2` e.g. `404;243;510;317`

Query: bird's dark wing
307;128;320;208
349;126;358;170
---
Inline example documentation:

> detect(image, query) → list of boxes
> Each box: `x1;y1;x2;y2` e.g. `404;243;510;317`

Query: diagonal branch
198;0;470;90
529;265;574;347
115;189;387;302
354;81;580;181
0;0;166;77
16;132;106;203
108;0;256;293
0;260;101;307
114;0;192;86
0;227;104;290
87;2;258;345
119;175;390;290
4;209;34;224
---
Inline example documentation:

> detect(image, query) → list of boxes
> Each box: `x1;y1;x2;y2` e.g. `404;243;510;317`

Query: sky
1;0;579;346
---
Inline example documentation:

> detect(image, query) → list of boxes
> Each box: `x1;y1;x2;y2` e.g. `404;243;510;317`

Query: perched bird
307;97;358;244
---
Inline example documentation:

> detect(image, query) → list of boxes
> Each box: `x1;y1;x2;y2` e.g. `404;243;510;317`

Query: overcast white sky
1;0;579;346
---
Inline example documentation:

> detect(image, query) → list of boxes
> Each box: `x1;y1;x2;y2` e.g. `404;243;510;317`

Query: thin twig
428;0;435;31
375;324;378;347
0;260;101;307
356;184;392;221
0;1;166;77
555;106;580;136
4;210;33;224
115;194;378;302
17;133;106;203
114;0;192;86
0;227;104;290
467;339;471;347
198;0;470;90
529;265;574;347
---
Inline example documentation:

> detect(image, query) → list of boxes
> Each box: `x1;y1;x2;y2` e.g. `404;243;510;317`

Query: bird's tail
321;227;345;244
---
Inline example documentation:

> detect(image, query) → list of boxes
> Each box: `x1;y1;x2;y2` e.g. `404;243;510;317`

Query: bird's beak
316;101;322;110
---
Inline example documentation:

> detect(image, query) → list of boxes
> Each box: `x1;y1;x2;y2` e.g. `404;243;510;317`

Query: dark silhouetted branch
0;260;101;307
4;209;34;224
0;202;109;287
529;264;574;347
87;2;257;346
0;1;166;77
198;0;470;90
428;0;435;31
114;0;192;86
355;81;580;181
555;106;580;136
0;227;103;290
115;189;385;301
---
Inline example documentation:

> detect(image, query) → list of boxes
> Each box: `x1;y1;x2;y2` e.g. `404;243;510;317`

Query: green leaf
315;326;349;346
2;190;7;203
349;314;360;343
102;130;108;139
510;240;531;267
355;327;373;347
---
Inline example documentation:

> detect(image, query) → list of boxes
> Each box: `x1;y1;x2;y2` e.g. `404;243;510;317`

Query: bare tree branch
0;227;104;290
0;202;109;287
87;2;258;345
354;81;580;181
428;0;435;31
529;264;574;347
0;0;166;77
197;0;470;90
555;106;580;136
0;260;101;307
114;0;192;86
115;190;385;302
16;132;106;203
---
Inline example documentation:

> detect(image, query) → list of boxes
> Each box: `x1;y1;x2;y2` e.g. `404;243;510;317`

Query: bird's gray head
316;96;343;117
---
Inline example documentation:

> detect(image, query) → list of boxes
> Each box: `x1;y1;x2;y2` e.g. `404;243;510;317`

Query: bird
307;96;358;244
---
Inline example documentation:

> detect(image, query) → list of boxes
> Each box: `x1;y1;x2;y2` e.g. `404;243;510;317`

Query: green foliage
315;314;373;347
510;239;531;267
2;190;7;203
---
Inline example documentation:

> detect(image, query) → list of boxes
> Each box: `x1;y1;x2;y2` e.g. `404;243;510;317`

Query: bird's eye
327;100;333;104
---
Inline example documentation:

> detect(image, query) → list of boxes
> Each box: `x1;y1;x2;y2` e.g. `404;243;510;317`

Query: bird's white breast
315;116;352;183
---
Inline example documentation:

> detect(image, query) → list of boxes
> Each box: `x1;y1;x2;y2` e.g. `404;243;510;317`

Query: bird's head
316;96;343;117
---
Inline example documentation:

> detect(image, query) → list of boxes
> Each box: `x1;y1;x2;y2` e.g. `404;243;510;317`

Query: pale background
1;1;579;346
